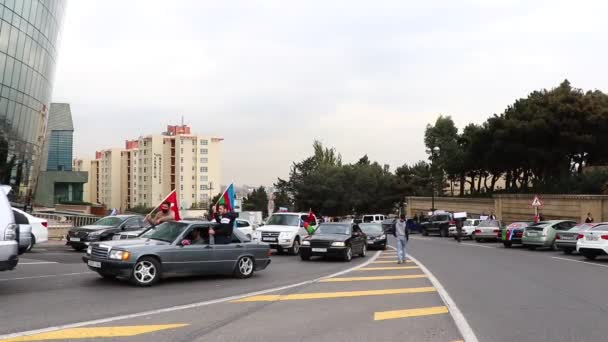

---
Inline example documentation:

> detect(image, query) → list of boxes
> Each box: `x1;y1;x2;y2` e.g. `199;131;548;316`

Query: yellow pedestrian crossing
374;306;449;321
232;287;436;302
0;324;189;342
357;266;420;271
372;260;414;264
320;274;427;282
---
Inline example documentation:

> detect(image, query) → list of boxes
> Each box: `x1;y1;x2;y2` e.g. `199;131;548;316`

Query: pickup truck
420;212;455;237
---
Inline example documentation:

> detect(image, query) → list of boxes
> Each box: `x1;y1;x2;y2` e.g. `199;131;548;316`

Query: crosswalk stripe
372;260;414;264
232;287;436;302
0;324;189;342
374;306;449;321
358;266;420;271
320;274;427;282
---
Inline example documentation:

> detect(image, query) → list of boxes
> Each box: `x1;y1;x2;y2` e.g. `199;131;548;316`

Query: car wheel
475;239;481;243
503;242;512;248
300;253;311;261
234;256;255;279
528;246;537;250
440;228;447;237
72;246;86;252
288;238;300;256
583;254;597;261
422;229;428;236
563;249;573;255
359;244;367;258
381;243;387;250
130;257;161;286
343;247;353;262
26;234;35;252
246;234;252;240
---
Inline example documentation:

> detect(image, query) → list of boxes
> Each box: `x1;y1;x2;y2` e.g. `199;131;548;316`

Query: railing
31;213;101;228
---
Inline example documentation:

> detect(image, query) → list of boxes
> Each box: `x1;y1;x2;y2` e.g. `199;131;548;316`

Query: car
82;221;271;286
235;218;258;239
381;218;396;235
362;214;386;223
300;223;367;261
474;220;504;242
12;209;33;254
555;223;595;254
12;207;48;246
359;222;387;250
0;185;18;271
500;222;533;247
67;215;146;251
252;212;316;255
577;223;608;260
421;211;455;237
522;220;577;250
449;219;481;239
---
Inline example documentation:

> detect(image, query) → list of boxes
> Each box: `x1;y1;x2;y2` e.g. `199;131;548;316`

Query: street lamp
430;146;440;213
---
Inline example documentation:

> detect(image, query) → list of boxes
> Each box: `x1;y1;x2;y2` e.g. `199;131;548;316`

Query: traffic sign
531;195;543;207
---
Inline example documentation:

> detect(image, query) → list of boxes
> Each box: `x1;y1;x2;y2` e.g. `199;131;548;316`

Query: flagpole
147;189;176;218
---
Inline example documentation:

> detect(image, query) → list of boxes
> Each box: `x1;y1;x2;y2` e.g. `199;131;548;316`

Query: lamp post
430;146;440;213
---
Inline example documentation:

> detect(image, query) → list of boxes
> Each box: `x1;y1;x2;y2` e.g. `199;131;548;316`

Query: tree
242;186;269;217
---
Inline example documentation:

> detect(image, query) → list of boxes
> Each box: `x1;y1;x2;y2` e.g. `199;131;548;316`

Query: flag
304;209;316;235
158;190;181;221
217;183;235;211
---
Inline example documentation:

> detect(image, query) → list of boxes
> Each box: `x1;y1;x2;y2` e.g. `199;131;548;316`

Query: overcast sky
52;0;608;186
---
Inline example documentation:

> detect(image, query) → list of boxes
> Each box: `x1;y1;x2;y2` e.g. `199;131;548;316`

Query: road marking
372;260;413;264
0;272;93;282
552;256;608;268
233;287;437;302
321;274;427;282
460;243;496;249
403;249;479;342
357;266;420;271
18;262;58;265
0;324;188;342
374;306;449;321
0;252;382;341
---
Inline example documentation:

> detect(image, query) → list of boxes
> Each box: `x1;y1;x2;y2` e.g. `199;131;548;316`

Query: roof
48;103;74;131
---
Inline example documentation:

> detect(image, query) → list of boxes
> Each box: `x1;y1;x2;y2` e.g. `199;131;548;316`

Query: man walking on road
394;214;409;264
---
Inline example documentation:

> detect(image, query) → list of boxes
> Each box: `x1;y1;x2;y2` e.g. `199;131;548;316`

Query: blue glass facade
0;0;66;201
46;129;71;171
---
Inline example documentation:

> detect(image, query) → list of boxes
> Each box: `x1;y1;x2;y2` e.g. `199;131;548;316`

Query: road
4;235;608;341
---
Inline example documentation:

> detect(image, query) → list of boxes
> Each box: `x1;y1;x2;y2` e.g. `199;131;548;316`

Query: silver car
83;221;272;286
522;220;577;250
555;222;595;254
474;220;504;242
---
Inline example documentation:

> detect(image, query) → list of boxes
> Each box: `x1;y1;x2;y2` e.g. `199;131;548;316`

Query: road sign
531;195;543;207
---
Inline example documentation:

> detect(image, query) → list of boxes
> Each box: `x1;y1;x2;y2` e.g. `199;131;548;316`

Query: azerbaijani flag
217;183;235;211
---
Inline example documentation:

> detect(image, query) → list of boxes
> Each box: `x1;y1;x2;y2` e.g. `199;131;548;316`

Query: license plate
87;260;101;268
312;248;327;252
71;237;81;242
561;236;575;240
588;236;599;241
262;238;276;242
528;232;537;236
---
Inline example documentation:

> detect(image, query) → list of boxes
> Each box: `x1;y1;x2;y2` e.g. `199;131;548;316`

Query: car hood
362;232;384;237
256;225;299;232
308;234;349;242
96;239;170;249
71;225;116;232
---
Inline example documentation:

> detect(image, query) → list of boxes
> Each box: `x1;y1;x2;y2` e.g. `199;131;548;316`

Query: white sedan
12;208;48;248
449;219;481;239
577;223;608;260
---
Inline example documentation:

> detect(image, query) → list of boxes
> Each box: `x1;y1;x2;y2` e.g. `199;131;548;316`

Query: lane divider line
374;305;449;321
551;256;608;268
18;262;58;265
232;287;437;302
0;324;189;342
320;274;427;282
0;272;93;282
0;252;382;341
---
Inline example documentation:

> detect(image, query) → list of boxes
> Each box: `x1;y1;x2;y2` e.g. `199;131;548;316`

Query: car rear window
478;220;500;228
591;224;608;232
436;215;450;221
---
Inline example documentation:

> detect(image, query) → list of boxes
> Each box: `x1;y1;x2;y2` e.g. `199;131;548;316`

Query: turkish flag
161;190;181;221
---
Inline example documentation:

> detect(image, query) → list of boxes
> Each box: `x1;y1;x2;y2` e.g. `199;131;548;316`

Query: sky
51;0;608;186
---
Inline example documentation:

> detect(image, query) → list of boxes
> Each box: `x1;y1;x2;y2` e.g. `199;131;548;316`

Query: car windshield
508;222;528;229
478;220;500;228
316;224;350;235
93;217;124;226
363;216;374;223
266;214;300;226
140;222;189;243
360;224;383;234
466;220;480;226
591;224;608;232
569;223;594;232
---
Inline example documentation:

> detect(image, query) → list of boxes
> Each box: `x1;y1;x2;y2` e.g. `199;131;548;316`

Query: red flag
306;210;315;223
161;190;181;221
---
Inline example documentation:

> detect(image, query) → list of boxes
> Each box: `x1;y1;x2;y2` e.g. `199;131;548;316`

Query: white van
0;185;19;271
362;214;386;223
252;212;316;255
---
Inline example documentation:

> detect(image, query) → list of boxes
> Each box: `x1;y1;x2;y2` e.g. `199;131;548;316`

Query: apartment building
78;125;222;211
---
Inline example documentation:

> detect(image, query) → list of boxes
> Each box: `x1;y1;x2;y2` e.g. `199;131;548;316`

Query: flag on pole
151;190;181;221
216;183;235;211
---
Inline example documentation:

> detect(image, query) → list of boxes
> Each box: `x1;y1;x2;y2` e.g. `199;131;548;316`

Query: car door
162;226;217;274
212;233;244;274
236;220;252;238
351;226;364;252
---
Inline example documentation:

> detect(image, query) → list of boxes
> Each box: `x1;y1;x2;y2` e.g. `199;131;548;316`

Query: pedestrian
393;214;409;264
211;204;237;244
585;212;594;224
488;211;497;220
538;212;545;221
455;218;464;243
145;201;176;226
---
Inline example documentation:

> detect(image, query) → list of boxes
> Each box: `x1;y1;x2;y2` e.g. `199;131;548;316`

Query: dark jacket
214;212;237;244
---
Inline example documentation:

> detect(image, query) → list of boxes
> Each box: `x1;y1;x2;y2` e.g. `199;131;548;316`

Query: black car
381;218;396;235
420;212;454;237
67;215;145;251
359;223;387;250
300;223;367;261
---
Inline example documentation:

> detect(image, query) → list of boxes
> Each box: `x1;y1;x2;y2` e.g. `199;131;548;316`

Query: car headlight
379;234;386;240
332;242;345;247
302;240;310;246
89;230;103;236
109;250;131;261
86;246;92;255
279;232;294;239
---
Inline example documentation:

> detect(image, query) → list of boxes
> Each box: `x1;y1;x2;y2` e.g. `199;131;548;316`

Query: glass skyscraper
0;0;66;202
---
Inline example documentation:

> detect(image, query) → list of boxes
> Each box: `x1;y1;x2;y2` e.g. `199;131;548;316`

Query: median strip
232;287;436;302
320;274;427;282
0;324;189;342
374;306;449;321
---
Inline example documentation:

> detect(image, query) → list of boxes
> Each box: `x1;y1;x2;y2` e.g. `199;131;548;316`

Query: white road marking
551;257;608;268
18;262;58;265
0;251;381;340
389;245;479;342
0;272;93;282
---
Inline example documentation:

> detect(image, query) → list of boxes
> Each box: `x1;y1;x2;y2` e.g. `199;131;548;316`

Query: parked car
235;219;257;239
252;212;316;255
12;209;32;254
381;218;396;235
359;223;387;250
555;223;595;254
449;219;481;239
576;223;608;260
12;207;48;246
362;214;386;223
0;185;18;271
67;215;146;251
300;223;367;261
501;222;533;247
522;220;577;250
421;211;454;237
474;220;504;242
83;221;271;286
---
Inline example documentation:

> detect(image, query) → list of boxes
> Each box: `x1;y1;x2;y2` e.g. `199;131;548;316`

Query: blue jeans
397;237;407;262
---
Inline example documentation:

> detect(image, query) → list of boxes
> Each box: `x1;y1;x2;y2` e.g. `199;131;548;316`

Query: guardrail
31;213;100;228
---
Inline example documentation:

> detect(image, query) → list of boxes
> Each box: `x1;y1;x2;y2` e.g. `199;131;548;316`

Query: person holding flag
303;210;316;235
145;190;181;226
210;183;238;244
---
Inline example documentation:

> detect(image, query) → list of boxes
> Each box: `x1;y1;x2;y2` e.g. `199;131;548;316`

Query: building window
192;193;196;198
143;150;147;155
192;185;195;190
143;176;147;181
200;176;208;182
180;185;184;190
181;166;183;172
200;184;209;190
143;167;147;173
192;148;195;153
181;157;183;163
201;149;208;155
200;158;208;163
180;176;183;182
143;194;147;199
181;148;184;153
201;140;208;145
200;167;208;173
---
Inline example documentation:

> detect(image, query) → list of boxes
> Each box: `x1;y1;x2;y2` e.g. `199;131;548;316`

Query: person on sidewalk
585;212;594;223
394;214;409;264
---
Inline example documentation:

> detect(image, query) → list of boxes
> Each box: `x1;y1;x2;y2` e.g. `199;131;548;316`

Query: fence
31;212;102;240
